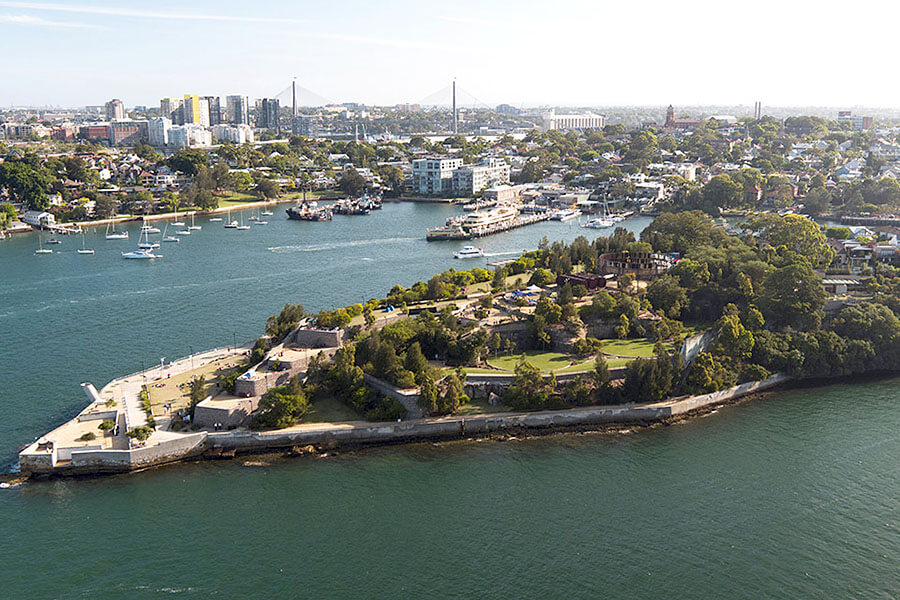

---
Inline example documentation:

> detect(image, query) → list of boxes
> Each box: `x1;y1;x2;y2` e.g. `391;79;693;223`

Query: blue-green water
2;204;898;598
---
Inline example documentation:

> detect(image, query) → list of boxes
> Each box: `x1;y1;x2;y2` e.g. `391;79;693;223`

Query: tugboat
286;204;332;221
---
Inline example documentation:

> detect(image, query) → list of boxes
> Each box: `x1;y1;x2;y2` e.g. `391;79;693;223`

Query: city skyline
3;0;900;108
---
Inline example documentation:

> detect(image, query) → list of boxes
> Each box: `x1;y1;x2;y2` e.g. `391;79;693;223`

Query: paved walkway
100;342;253;436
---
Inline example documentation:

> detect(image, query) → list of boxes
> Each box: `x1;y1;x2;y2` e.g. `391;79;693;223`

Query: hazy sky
1;0;898;108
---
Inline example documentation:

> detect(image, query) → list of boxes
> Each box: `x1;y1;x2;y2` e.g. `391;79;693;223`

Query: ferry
550;209;582;222
454;245;484;259
462;206;518;229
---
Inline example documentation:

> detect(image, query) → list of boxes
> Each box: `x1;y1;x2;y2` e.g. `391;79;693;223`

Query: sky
2;0;900;109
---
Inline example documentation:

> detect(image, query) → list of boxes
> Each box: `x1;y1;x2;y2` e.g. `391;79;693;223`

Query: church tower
665;104;675;128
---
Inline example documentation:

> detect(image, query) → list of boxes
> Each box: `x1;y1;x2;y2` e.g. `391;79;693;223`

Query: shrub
98;419;115;431
365;397;407;421
78;432;96;442
739;363;771;383
127;426;153;441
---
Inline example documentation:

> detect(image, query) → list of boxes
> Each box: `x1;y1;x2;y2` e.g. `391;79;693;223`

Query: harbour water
1;203;898;598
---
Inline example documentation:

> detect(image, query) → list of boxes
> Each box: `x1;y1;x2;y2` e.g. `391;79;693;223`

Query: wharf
426;212;552;241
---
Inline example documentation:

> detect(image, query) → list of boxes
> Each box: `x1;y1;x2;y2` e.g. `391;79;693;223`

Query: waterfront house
22;210;56;228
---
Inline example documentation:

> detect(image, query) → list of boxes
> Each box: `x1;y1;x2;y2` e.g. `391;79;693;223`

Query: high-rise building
183;94;203;125
259;98;281;132
168;124;212;149
104;99;125;121
202;96;221;126
412;157;464;195
160;97;184;124
148;117;171;147
225;95;249;125
292;115;319;137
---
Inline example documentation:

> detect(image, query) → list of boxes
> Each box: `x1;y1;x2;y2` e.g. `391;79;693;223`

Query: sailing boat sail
35;232;53;254
188;212;202;231
76;230;94;254
106;218;128;240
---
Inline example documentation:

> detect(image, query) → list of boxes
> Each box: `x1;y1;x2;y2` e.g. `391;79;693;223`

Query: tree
617;273;634;292
228;171;253;192
93;194;118;218
0;156;54;210
404;341;428;375
255;178;279;200
166;149;209;176
437;371;466;414
340;167;367;197
0;202;16;229
747;213;835;268
701;174;742;212
417;369;439;414
528;268;556;287
760;262;826;331
802;187;831;216
188;375;207;418
646;275;688;318
252;378;309;429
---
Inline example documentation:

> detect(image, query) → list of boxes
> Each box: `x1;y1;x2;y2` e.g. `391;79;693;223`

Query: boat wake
268;237;418;253
482;250;521;257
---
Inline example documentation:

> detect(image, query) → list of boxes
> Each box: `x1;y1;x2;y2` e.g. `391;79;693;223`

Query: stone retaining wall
208;375;788;454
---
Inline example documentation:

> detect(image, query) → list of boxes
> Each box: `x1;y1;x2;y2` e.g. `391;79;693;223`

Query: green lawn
600;338;659;358
489;351;572;372
217;192;262;207
304;395;360;423
455;398;509;415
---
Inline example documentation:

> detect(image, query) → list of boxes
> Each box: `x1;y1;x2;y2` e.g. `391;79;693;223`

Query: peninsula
18;208;899;477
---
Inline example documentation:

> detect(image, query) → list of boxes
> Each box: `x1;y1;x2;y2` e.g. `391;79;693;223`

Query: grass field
305;395;360;423
489;351;571;372
146;355;246;417
600;338;660;358
455;398;509;415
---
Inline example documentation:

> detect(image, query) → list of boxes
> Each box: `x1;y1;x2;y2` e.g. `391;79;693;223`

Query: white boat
46;237;62;245
172;206;185;227
188;213;202;231
236;213;251;231
76;231;94;254
454;245;484;259
583;216;616;229
105;220;128;240
256;220;269;225
175;229;191;236
137;227;160;249
223;210;238;228
35;234;53;254
140;221;161;235
209;217;223;222
161;224;179;242
261;209;274;216
122;248;159;259
550;209;582;222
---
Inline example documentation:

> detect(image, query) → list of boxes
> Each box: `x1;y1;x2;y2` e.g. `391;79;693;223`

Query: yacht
105;220;128;240
46;237;62;245
261;209;274;217
175;229;192;236
140;222;161;235
35;234;53;254
454;245;484;259
122;248;159;259
209;216;223;222
188;213;202;231
550;209;582;222
583;216;616;229
236;213;251;231
76;231;94;255
172;207;185;227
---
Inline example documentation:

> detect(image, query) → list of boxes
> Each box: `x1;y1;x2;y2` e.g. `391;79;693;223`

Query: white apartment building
168;124;212;149
411;157;464;195
211;124;254;144
541;110;606;132
148;117;171;147
452;158;510;195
